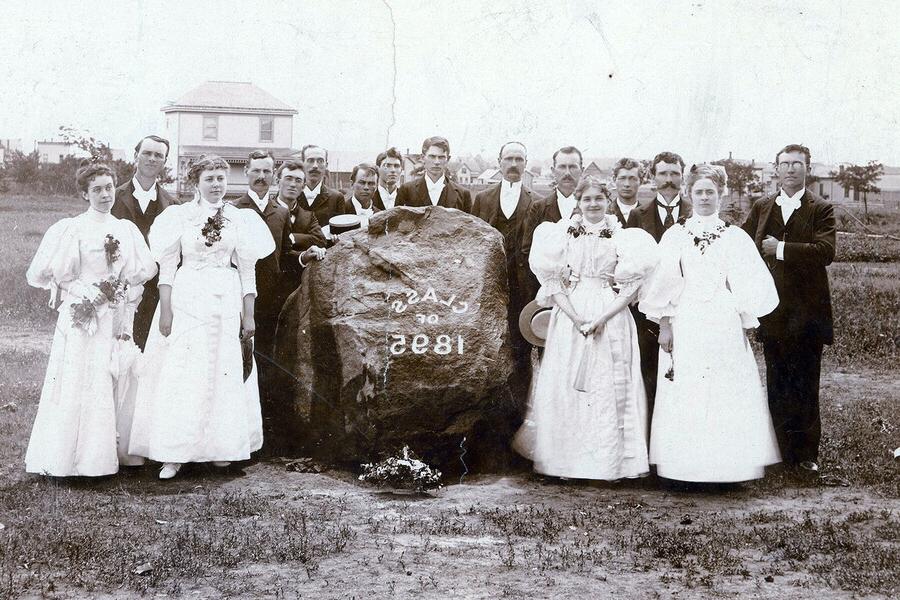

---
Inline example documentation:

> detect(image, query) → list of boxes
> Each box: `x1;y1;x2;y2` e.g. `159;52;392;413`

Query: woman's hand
658;320;673;353
583;316;607;337
159;305;173;337
241;315;256;341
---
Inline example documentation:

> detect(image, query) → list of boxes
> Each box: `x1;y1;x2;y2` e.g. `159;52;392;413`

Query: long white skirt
649;289;781;482
128;265;262;463
25;308;118;477
515;278;649;480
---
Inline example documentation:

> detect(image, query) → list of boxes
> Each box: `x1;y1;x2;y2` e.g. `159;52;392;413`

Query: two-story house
162;81;298;198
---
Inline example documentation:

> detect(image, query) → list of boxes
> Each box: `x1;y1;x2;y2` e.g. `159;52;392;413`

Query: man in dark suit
742;144;835;474
111;134;178;349
297;144;345;233
471;141;537;397
625;151;690;417
609;157;641;226
374;147;403;211
520;145;584;301
273;160;327;253
396;136;472;212
232;151;324;359
344;163;379;228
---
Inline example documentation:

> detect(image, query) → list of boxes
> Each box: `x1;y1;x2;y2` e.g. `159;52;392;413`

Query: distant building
581;160;611;181
162;81;298;197
473;167;534;188
36;140;86;164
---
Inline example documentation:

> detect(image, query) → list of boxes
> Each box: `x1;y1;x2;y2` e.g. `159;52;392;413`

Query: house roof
179;145;296;162
477;168;500;181
162;81;297;115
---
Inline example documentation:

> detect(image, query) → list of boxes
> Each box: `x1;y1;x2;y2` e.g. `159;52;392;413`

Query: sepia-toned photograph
0;1;897;597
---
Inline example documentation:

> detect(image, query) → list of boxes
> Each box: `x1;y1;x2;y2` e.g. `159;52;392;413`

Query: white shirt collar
656;193;681;207
500;179;522;219
425;175;446;206
778;187;804;204
656;193;682;222
378;185;397;209
556;189;577;218
304;181;322;205
616;198;636;221
248;189;269;213
131;177;157;213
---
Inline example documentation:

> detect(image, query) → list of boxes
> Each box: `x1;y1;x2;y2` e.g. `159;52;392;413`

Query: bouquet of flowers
69;276;129;334
359;446;442;492
201;207;227;247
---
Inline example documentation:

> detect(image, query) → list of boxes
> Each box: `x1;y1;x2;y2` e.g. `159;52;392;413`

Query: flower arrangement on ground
359;446;442;492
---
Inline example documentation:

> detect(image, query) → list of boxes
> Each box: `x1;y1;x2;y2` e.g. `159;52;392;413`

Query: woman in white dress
515;176;658;480
642;164;781;483
128;155;275;479
25;163;157;477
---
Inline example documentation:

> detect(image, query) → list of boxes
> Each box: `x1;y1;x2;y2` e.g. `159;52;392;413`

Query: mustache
659;181;679;189
253;177;268;184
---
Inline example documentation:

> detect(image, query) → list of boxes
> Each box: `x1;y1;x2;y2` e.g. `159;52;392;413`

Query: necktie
657;200;678;228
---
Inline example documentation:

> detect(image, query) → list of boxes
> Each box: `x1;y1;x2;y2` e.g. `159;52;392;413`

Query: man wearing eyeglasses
742;144;836;476
395;136;472;212
112;135;178;350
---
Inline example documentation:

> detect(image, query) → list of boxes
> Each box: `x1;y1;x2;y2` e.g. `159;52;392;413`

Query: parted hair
775;144;812;169
498;141;527;160
351;162;379;183
300;144;328;163
247;149;275;164
133;135;170;159
574;175;612;201
375;147;403;167
421;136;450;156
686;164;727;194
76;162;117;195
276;160;305;178
552;146;583;168
612;157;641;180
650;151;685;175
187;155;229;185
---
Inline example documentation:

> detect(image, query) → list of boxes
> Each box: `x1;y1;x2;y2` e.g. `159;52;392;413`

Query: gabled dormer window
259;116;274;143
203;115;218;141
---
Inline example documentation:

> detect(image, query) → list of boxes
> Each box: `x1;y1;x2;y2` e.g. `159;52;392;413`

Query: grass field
0;194;897;598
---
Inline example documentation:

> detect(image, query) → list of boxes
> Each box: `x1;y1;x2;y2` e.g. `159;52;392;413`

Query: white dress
24;209;157;476
128;199;275;463
641;214;781;482
515;215;658;480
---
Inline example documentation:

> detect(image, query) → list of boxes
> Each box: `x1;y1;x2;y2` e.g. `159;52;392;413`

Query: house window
42;154;48;163
259;117;274;143
203;115;218;141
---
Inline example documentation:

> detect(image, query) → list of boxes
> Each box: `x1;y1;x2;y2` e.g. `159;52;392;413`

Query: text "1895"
389;334;465;355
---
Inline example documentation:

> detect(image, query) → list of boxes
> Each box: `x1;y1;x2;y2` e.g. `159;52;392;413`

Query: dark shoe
798;461;819;474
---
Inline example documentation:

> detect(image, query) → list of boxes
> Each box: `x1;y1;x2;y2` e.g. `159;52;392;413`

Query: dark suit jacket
625;197;692;243
111;180;177;240
297;184;346;231
343;196;377;215
373;188;398;211
471;182;537;305
741;189;835;344
231;193;302;321
395;177;472;212
276;194;327;251
609;198;634;227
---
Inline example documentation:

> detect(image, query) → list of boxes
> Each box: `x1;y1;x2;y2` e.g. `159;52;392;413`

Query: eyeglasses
777;161;806;170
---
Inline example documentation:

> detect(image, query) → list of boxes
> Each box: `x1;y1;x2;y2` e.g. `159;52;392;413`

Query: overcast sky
2;0;898;166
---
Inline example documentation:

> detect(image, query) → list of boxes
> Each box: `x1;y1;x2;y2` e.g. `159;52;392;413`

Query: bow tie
776;195;801;210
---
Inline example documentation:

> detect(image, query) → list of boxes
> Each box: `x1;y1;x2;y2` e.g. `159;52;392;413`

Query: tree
830;161;883;220
711;158;760;206
3;150;40;185
58;125;112;162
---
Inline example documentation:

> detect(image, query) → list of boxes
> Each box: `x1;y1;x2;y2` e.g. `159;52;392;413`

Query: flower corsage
201;207;227;247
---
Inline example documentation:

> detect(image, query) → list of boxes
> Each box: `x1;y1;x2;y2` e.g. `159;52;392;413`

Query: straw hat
519;299;552;347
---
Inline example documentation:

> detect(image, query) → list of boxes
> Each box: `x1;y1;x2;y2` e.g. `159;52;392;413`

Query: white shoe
212;461;231;468
159;463;182;479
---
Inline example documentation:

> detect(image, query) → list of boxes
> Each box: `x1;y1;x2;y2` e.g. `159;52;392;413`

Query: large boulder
272;206;519;470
